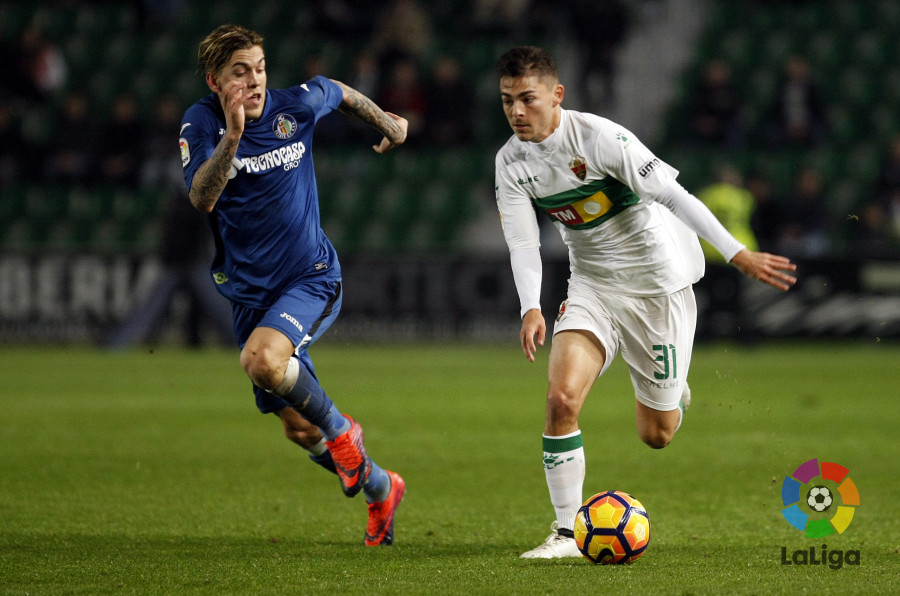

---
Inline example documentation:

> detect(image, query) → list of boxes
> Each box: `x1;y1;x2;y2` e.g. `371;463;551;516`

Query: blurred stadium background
0;0;898;346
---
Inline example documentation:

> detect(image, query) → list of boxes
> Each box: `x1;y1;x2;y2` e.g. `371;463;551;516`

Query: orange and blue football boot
365;470;405;546
325;415;371;497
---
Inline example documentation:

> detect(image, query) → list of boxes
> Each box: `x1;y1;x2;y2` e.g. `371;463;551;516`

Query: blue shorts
232;279;342;414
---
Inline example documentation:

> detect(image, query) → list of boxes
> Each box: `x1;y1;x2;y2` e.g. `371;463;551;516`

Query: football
573;490;651;564
807;485;833;512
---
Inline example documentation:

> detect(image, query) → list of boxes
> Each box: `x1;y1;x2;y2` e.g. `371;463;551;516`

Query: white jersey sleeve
654;180;745;262
495;151;541;251
590;121;680;201
509;247;542;317
496;148;544;316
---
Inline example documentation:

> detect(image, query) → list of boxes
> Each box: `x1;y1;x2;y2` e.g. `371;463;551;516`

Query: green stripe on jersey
543;433;584;453
533;178;639;230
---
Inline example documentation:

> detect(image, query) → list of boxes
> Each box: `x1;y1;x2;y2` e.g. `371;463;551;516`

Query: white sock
542;430;585;532
305;437;328;456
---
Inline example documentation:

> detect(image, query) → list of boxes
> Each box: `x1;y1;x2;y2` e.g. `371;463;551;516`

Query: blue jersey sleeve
289;76;344;123
180;96;224;194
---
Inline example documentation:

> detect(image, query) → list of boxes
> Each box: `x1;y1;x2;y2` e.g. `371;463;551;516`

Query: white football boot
675;383;692;432
680;383;692;412
519;521;582;559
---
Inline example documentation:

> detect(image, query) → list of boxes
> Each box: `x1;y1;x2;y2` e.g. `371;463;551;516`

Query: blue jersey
180;76;343;308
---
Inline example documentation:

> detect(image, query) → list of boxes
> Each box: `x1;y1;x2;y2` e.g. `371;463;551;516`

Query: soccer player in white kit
493;47;798;558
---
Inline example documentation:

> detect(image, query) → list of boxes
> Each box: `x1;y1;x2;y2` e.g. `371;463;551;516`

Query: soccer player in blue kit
180;25;407;546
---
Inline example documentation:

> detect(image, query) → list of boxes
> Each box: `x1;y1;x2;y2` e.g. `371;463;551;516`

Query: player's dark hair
496;46;558;83
198;24;265;76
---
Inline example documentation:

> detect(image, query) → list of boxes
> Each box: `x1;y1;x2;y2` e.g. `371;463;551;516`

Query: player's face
499;74;564;143
213;46;267;120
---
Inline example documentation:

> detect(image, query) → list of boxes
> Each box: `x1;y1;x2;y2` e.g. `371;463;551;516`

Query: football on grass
573;490;651;564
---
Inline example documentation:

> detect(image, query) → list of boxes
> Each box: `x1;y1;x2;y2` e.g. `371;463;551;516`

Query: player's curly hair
496;46;558;83
198;24;264;76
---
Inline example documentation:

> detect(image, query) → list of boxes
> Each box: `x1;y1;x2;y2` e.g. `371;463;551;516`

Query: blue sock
313;404;350;441
309;450;337;475
279;359;349;440
364;461;391;503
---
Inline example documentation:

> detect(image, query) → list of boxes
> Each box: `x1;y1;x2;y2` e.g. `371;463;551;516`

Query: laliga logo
779;458;861;570
781;458;859;537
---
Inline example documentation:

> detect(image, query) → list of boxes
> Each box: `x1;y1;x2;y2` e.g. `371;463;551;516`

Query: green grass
1;341;898;594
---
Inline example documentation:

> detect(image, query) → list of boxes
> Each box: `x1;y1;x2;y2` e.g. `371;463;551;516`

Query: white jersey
495;109;707;298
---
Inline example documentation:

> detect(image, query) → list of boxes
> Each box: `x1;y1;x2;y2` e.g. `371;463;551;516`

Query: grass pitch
1;340;898;594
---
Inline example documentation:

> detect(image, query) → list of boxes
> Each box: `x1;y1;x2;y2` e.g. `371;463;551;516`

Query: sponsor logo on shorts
280;312;304;333
556;300;568;322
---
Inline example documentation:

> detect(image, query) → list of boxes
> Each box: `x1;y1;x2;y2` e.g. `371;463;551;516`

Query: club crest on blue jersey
273;114;298;139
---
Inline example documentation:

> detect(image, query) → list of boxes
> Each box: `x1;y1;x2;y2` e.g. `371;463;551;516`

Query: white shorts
552;279;697;411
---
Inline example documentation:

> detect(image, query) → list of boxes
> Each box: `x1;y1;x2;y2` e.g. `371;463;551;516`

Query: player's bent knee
640;428;673;449
240;347;285;390
546;390;581;424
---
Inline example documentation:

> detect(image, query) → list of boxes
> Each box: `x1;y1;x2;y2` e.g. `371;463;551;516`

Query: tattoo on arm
335;82;405;144
189;135;240;213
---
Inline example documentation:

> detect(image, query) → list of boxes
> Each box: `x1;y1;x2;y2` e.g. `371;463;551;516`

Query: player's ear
206;71;221;94
553;84;565;107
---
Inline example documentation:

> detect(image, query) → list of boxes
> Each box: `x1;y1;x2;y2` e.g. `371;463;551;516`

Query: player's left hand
520;308;546;362
730;249;797;291
373;112;408;154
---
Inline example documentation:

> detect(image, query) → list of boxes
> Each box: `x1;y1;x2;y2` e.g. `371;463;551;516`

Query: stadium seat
830;1;865;32
837;67;877;109
805;31;842;81
876;0;900;30
760;29;799;69
882;68;900;104
0;218;30;252
106;32;139;72
867;104;900;138
852;33;889;71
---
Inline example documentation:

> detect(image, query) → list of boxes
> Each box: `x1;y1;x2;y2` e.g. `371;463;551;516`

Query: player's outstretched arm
521;308;546;363
730;249;797;291
331;80;407;153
